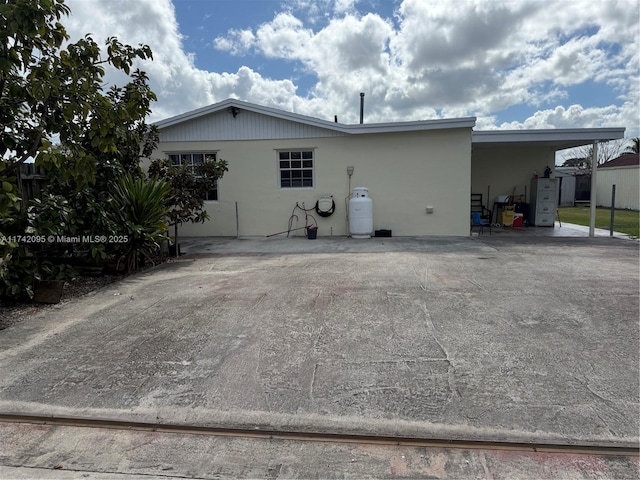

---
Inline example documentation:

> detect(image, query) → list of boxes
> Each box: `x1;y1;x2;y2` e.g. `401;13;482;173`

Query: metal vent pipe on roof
360;92;365;124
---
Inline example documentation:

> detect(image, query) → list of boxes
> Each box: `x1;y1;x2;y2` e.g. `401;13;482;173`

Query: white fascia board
153;98;346;131
154;98;476;134
473;128;626;144
343;117;476;134
153;99;240;129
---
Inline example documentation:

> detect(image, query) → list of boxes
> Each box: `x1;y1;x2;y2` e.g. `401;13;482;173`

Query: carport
471;127;626;235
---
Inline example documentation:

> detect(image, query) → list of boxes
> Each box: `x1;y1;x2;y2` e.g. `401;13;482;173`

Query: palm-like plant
623;137;639;154
109;174;172;271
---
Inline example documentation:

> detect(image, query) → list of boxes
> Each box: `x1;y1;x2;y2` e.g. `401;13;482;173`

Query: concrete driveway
0;236;638;448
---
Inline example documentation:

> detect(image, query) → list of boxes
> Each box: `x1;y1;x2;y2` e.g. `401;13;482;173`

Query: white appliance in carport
529;178;557;226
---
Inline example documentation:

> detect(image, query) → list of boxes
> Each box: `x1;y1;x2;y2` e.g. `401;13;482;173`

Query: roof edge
473;127;626;144
343;117;476;133
154;98;476;134
598;152;639;168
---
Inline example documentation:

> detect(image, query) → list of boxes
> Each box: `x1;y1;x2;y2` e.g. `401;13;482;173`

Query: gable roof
598;153;639;168
154;98;477;135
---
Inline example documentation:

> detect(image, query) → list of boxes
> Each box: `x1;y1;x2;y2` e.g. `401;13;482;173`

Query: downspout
589;141;598;237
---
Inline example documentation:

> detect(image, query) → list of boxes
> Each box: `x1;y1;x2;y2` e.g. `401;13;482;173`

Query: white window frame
277;149;314;189
167;152;220;202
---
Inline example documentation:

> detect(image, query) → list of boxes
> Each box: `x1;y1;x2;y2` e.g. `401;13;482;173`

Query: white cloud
213;29;255;55
64;0;300;121
254;13;312;59
499;104;620;130
333;0;358;14
63;0;638;136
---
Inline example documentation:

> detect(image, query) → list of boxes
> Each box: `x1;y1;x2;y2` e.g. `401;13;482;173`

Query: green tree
1;0;153;206
561;157;591;170
31;72;159;264
109;174;172;272
1;0;155;298
148;157;228;254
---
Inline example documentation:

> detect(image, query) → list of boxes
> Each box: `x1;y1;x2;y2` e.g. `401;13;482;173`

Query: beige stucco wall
471;146;556;214
595;166;640;210
151;128;472;237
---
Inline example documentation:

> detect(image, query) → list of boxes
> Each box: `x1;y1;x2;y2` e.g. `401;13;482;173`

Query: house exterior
150;99;625;237
596;153;640;211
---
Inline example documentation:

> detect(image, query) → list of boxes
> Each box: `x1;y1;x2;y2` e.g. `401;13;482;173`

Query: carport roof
472;127;625;150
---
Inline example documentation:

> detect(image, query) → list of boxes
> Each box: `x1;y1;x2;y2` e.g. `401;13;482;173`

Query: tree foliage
1;0;153;196
109;174;172;272
560;139;626;173
623;137;639;154
1;0;159;299
148;157;228;251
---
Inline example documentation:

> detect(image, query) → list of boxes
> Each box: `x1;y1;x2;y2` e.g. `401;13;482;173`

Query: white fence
596;166;639;211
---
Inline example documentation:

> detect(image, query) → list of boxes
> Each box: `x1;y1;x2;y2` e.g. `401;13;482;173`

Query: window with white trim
168;152;219;201
278;150;314;188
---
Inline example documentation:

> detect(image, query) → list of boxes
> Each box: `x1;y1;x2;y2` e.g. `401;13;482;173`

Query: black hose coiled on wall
315;199;335;217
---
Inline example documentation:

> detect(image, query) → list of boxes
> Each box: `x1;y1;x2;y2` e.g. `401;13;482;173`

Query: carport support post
589;141;598;237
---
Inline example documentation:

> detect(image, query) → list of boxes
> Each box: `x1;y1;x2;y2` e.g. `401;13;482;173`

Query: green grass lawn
558;206;640;238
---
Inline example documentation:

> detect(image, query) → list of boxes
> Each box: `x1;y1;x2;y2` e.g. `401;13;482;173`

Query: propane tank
349;187;373;238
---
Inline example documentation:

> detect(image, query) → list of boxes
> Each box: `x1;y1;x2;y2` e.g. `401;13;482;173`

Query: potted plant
33;262;77;304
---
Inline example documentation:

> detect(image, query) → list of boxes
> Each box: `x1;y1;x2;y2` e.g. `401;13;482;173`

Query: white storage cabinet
529;178;557;227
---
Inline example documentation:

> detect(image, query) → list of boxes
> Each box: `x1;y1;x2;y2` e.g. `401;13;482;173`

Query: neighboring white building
151;99;625;237
596;153;640;211
554;166;592;207
555;167;579;206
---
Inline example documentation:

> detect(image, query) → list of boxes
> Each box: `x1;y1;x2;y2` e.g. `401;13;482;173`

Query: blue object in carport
471;212;491;235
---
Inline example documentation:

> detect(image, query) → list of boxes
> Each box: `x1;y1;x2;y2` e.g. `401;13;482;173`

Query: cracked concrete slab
0;236;638;448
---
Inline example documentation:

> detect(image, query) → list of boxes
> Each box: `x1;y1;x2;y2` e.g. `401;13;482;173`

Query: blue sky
171;0;399;98
64;0;639;145
173;0;398;96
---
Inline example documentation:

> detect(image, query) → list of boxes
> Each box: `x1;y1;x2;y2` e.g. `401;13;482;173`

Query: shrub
109;174;172;271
